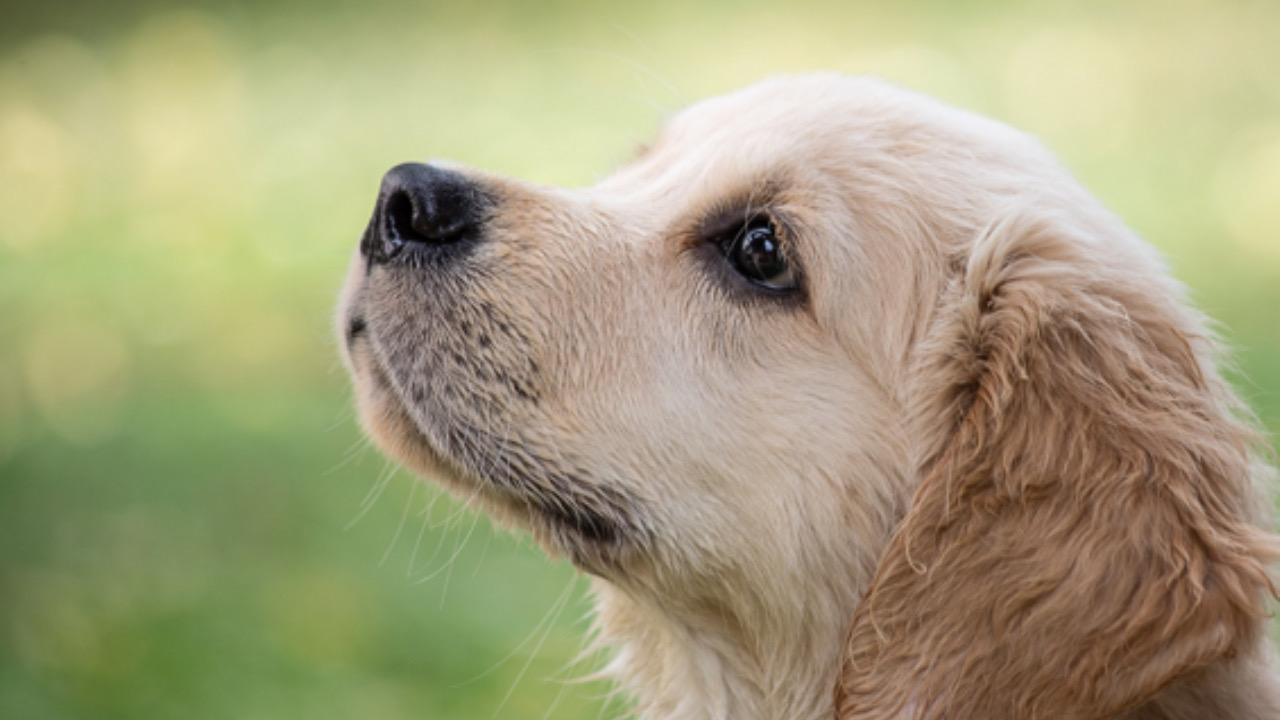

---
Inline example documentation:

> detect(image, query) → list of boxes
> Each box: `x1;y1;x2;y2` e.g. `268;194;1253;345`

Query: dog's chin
350;350;534;523
346;342;637;575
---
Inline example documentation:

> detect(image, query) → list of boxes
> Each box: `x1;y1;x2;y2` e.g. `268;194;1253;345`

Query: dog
337;74;1280;720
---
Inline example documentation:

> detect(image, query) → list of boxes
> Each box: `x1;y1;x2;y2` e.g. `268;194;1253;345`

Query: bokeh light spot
1213;127;1280;263
23;319;132;446
122;9;250;222
1001;27;1136;148
0;103;75;251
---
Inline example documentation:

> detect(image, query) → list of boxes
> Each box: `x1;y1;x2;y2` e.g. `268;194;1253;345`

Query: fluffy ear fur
834;207;1280;719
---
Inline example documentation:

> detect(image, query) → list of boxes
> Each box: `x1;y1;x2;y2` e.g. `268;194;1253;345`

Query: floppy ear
834;207;1279;719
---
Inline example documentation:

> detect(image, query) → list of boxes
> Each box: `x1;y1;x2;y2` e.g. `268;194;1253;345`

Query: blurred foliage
1;0;1278;718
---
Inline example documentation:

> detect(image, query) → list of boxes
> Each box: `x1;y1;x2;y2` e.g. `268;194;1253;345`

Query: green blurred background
1;1;1278;718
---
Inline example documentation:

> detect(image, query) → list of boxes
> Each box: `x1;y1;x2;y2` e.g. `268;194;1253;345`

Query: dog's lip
350;339;529;501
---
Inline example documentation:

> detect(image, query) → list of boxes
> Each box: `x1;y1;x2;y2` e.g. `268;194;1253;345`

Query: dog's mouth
341;304;646;572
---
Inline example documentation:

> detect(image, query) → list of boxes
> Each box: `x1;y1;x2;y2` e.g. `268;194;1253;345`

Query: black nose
362;163;486;263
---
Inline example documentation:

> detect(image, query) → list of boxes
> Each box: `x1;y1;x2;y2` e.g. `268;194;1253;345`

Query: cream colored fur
338;74;1280;720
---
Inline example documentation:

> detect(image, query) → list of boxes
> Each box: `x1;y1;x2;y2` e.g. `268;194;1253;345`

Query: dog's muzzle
360;162;487;265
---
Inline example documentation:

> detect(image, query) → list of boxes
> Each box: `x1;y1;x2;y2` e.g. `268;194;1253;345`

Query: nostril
383;182;473;248
347;316;367;342
382;189;421;256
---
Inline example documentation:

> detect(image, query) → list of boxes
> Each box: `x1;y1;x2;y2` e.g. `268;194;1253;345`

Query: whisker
344;458;399;530
379;478;417;566
407;486;444;575
323;434;374;477
490;575;577;719
454;574;578;689
415;503;482;585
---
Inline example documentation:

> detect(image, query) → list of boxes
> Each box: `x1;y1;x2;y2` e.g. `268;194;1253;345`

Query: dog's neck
582;427;912;720
589;547;876;720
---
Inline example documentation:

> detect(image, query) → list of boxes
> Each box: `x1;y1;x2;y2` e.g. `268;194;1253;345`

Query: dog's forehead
594;75;939;203
648;76;865;171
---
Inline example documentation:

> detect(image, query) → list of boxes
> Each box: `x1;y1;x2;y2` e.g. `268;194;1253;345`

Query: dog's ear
834;207;1279;719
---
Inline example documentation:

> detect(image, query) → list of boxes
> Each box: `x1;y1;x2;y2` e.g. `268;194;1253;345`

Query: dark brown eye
726;222;796;290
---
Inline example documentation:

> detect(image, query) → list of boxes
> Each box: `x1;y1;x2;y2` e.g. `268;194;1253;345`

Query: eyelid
699;205;771;240
721;213;774;249
696;206;803;270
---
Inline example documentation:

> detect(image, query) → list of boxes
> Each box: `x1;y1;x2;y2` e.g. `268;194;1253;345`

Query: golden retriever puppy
336;74;1280;720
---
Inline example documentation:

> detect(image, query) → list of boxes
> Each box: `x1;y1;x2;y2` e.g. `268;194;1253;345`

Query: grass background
1;1;1278;718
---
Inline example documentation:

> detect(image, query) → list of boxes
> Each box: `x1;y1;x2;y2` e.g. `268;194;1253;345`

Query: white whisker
378;477;416;566
490;575;577;719
344;457;399;530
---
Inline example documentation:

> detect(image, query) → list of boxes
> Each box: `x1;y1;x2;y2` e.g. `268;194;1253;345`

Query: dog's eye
725;221;796;291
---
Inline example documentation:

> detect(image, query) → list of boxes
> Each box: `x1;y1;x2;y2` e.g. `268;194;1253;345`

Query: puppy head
337;76;969;595
338;74;1277;717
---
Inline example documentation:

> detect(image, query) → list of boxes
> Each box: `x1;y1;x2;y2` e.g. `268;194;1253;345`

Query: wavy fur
836;203;1280;719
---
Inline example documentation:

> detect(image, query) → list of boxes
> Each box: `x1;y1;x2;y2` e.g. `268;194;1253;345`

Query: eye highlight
721;218;797;291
